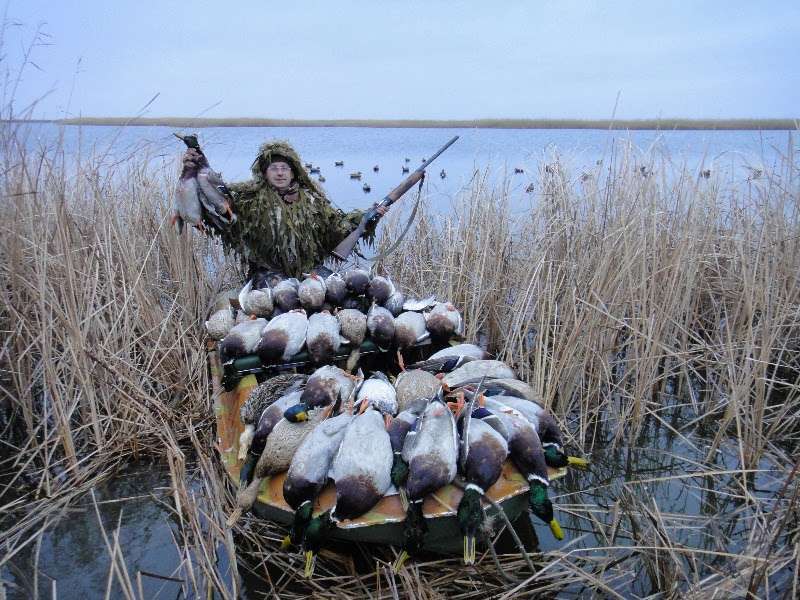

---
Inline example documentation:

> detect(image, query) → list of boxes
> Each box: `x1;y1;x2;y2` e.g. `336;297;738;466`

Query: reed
1;110;799;599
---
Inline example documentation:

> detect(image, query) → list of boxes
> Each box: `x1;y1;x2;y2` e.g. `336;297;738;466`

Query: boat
209;292;565;552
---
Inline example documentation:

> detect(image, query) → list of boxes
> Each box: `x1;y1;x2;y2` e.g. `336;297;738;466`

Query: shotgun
330;135;459;261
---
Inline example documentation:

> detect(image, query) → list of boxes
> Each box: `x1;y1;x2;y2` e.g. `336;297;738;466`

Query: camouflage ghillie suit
219;141;375;278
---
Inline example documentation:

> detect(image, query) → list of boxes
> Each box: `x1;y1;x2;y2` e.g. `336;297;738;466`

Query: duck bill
392;550;410;573
280;534;292;550
463;535;476;565
304;550;316;578
549;518;564;540
567;456;589;469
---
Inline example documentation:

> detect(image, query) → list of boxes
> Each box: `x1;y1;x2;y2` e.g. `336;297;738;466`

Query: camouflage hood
249;140;326;199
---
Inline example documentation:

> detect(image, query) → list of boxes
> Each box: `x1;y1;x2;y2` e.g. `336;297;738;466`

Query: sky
4;0;799;120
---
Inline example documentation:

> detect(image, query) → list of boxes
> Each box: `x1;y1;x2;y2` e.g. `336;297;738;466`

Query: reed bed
1;109;799;598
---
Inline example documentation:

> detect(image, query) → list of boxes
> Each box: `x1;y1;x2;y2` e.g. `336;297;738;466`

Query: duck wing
175;177;203;231
197;168;235;230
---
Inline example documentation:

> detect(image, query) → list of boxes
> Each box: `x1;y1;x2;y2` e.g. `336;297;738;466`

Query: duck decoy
402;165;410;173
525;183;535;193
309;166;321;174
173;133;235;233
304;162;313;169
335;160;344;166
318;175;326;182
404;157;410;163
373;165;380;172
349;171;362;179
514;167;524;174
439;169;446;179
362;183;371;193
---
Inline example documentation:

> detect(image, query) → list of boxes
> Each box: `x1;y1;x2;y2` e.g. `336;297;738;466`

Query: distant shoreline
5;117;798;130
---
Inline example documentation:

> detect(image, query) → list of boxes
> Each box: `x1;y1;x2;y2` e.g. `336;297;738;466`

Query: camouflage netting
218;140;375;277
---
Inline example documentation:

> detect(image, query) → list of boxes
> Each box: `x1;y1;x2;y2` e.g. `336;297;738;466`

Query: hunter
181;140;385;285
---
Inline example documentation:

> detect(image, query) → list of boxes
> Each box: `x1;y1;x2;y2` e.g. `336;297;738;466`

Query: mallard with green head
456;409;509;564
482;397;564;540
394;392;458;571
284;365;357;423
282;412;353;549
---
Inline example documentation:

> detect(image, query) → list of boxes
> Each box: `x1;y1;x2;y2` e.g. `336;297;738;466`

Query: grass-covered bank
1;114;799;598
44;117;800;130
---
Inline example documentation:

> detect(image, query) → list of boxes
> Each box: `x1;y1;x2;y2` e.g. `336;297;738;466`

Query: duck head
302;510;337;578
393;499;428;572
529;480;563;540
456;484;484;565
281;499;315;549
284;403;310;423
542;443;589;470
174;132;200;149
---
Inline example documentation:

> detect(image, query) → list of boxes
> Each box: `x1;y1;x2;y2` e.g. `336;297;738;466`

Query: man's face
265;161;293;190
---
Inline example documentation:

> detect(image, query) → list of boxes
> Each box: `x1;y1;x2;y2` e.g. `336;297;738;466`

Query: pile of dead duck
207;269;461;372
208;270;589;577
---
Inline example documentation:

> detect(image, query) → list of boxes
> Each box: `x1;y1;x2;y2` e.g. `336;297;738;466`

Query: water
16;123;797;213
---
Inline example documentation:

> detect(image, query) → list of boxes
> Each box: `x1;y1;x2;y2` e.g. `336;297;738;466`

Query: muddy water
1;402;791;598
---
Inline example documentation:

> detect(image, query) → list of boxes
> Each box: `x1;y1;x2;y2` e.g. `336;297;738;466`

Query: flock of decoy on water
206;270;588;578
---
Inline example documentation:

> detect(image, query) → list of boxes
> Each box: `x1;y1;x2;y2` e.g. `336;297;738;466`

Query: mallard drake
324;272;347;305
387;404;426;507
282;412;354;548
205;306;235;341
442;360;516;389
355;371;397;427
273;278;301;312
424;302;462;341
393;311;429;363
367;303;395;351
219;318;267;362
429;343;489;361
485;395;588;470
330;408;393;520
406;354;477;375
482;397;563;540
383;291;406;317
256;310;308;362
394;369;441;414
238;374;306;460
298;274;326;311
238;279;274;318
395;393;458;570
344;269;370;295
367;276;395;304
286;365;357;422
457;413;509;564
227;408;328;527
337;308;367;372
306;311;344;365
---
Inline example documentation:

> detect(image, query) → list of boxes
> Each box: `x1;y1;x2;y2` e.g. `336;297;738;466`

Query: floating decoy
700;169;711;179
304;162;313;169
514;167;524;174
335;160;344;166
309;166;321;174
402;165;409;173
350;172;362;179
373;165;380;172
439;169;446;179
362;183;371;192
173;133;235;233
525;183;535;193
318;175;326;182
404;157;410;163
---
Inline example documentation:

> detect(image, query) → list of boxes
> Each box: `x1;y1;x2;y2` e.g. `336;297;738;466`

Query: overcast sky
6;0;799;120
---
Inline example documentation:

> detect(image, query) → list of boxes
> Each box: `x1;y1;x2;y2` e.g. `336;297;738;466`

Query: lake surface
16;123;798;213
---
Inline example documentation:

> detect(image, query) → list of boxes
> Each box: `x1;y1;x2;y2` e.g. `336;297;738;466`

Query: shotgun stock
330;135;459;261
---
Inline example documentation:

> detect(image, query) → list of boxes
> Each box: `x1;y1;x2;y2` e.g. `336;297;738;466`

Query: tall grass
1;117;799;596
